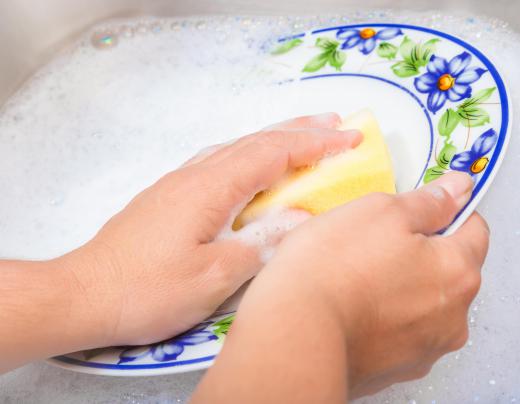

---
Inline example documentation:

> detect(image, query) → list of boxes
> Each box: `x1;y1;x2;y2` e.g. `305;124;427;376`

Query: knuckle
420;187;446;210
250;133;288;156
418;187;454;223
400;363;434;383
473;212;491;236
254;130;284;146
461;269;482;298
449;326;469;351
371;193;404;223
205;253;237;292
443;247;481;299
415;363;434;379
367;192;399;212
445;246;472;275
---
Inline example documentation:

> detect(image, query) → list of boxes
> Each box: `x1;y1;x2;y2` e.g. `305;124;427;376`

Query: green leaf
423;165;446;184
316;37;339;51
377;42;398;60
271;38;303;55
399;36;415;62
457;106;491;127
397;37;438;72
415;38;440;67
459;87;496;109
438;108;461;138
391;61;420;78
212;315;235;340
303;52;330;72
436;143;457;169
329;50;346;71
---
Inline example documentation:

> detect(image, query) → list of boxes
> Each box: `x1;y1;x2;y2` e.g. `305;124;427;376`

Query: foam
0;12;519;403
218;205;311;263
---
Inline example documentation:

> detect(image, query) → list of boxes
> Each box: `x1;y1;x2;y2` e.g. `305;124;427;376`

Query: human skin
0;112;488;402
191;172;488;403
0;112;361;372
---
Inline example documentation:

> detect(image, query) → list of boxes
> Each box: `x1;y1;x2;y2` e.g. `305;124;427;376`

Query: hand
55;112;362;347
274;171;488;398
192;171;489;403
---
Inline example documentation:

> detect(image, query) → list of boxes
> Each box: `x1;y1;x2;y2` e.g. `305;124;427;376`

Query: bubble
150;22;163;34
49;195;65;206
2;12;520;403
90;31;118;49
118;25;134;38
135;23;149;35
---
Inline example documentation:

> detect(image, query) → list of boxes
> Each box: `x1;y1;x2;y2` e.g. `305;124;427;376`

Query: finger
182;142;230;167
396;171;474;235
445;212;490;269
262;112;342;131
204;128;363;211
193;112;343;167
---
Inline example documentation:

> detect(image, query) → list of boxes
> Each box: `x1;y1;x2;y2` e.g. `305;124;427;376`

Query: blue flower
450;129;498;176
336;27;403;55
118;322;217;364
414;52;487;113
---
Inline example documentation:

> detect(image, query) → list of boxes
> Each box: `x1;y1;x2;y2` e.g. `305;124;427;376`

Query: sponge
233;110;396;229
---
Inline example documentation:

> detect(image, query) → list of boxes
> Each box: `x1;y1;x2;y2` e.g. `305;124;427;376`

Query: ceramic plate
49;22;511;376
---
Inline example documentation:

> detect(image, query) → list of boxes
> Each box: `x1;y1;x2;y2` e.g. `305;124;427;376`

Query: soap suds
218;206;311;263
0;12;519;403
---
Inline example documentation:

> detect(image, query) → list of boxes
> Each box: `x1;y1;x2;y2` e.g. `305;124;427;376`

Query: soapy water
0;11;520;403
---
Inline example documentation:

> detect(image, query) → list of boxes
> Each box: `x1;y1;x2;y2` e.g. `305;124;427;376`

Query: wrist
0;256;114;369
48;243;122;351
201;257;351;403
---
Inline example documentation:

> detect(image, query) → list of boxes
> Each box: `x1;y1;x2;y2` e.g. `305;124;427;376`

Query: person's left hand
56;112;362;348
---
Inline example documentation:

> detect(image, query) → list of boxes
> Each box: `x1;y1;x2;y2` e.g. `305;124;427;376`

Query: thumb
201;240;262;304
396;171;474;235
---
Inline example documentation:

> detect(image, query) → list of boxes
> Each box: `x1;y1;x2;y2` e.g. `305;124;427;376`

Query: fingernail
262;112;340;131
339;129;362;138
311;112;341;125
339;129;363;146
426;171;474;209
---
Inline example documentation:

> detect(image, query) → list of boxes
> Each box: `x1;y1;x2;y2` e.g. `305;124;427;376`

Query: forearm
0;251;108;373
191;260;350;404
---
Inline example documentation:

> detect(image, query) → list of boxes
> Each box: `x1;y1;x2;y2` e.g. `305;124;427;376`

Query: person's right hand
193;171;489;404
268;171;488;398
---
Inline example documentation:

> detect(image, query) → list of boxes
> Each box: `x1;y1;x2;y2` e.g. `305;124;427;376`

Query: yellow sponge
233;110;396;229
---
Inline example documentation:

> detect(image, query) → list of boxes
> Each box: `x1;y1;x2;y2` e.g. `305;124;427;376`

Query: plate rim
300;22;512;234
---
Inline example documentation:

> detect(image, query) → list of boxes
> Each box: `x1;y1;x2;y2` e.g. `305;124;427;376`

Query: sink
0;1;519;403
0;0;518;108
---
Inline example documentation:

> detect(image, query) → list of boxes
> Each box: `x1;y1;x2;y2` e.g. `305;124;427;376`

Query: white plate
48;22;511;375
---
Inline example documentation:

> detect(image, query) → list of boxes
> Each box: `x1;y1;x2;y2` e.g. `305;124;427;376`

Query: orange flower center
470;157;489;174
438;74;455;91
360;28;377;40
